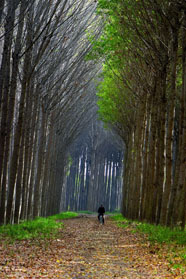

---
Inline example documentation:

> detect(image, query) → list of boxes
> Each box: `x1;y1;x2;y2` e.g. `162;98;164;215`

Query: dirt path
0;216;178;278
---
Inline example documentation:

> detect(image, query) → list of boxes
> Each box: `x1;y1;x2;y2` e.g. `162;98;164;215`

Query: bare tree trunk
41;112;55;216
20;80;35;221
132;102;145;219
160;23;179;225
140;96;150;220
27;109;39;219
33;106;46;217
14;131;25;224
155;71;167;225
144;87;157;222
47;133;58;216
179;12;186;230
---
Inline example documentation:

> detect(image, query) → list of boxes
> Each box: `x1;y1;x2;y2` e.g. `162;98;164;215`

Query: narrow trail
0;216;176;278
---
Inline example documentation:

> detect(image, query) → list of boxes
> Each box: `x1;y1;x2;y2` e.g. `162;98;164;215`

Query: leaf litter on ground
0;215;185;278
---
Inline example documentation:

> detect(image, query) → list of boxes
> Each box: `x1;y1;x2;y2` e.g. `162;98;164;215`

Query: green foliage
111;214;186;245
86;0;137;129
48;211;78;221
0;212;77;241
110;213;127;222
96;63;135;127
110;214;131;228
137;223;186;245
106;209;120;214
0;218;61;240
87;0;128;63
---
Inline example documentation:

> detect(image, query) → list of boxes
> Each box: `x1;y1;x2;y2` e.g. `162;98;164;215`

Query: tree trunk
155;71;167;225
179;12;186;230
160;24;179;226
14;132;25;223
33;106;46;217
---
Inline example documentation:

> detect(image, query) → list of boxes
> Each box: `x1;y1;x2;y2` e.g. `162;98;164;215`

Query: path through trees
0;216;178;278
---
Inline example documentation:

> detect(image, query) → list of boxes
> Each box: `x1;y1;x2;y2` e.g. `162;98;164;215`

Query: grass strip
48;211;78;220
110;214;186;245
0;211;78;241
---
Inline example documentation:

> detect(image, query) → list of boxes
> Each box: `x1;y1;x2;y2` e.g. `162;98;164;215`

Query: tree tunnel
60;119;124;212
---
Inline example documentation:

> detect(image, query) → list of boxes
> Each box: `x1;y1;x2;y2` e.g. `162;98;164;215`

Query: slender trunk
27;113;39;219
160;25;179;225
14;132;25;224
47;133;57;216
41;114;54;216
121;142;129;217
127;133;135;219
20;80;35;220
87;138;97;211
133;102;145;219
140;96;150;220
144;85;157;222
155;71;167;225
33;106;46;217
26;91;39;219
180;13;186;230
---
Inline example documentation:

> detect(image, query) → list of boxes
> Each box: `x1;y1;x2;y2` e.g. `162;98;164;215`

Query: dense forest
0;0;186;231
0;0;103;224
60;120;123;212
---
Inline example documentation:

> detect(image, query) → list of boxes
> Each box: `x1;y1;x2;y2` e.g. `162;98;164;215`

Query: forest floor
0;215;185;278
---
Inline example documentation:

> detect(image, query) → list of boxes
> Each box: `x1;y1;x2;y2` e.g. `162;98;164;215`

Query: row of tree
92;0;186;229
0;0;102;224
60;121;123;212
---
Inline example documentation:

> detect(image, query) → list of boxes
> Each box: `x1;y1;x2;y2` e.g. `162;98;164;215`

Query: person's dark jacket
98;205;105;214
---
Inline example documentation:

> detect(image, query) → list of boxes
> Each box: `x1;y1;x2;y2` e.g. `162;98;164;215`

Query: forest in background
92;0;186;229
61;120;123;213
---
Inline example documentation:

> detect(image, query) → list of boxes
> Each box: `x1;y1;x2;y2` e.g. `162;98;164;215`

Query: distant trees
60;120;123;212
0;0;102;224
92;0;186;229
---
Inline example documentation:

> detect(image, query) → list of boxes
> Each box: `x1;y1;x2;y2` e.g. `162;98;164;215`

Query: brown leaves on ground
0;216;185;278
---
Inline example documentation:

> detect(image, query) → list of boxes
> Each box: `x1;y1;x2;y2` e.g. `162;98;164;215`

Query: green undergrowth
111;214;186;245
0;211;77;241
106;210;120;215
136;222;186;245
48;211;78;220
